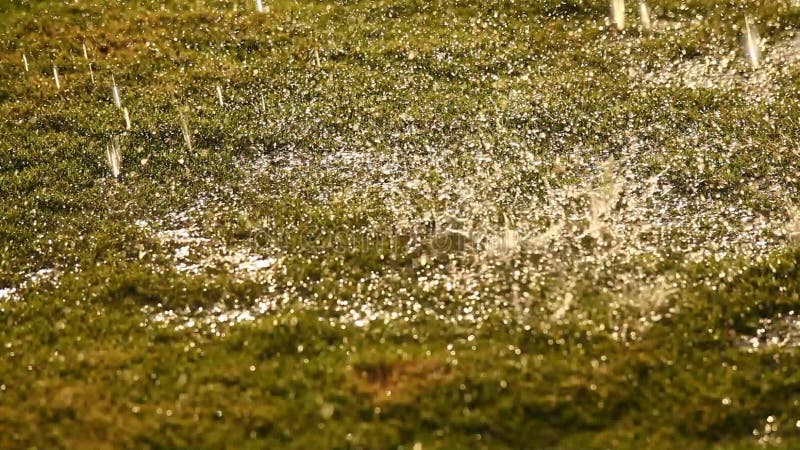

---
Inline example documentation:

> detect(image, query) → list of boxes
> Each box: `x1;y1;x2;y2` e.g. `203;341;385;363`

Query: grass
2;0;800;448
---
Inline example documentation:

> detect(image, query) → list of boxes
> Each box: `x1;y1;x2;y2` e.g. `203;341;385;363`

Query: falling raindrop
106;137;122;178
22;53;28;72
611;0;625;31
639;2;651;31
216;85;225;107
180;113;193;151
123;107;131;130
112;75;122;108
52;65;60;89
313;49;321;67
744;16;761;69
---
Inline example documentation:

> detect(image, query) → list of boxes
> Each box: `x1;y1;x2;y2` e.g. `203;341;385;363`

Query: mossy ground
2;0;800;448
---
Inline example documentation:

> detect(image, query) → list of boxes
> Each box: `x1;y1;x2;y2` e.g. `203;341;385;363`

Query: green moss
1;0;800;448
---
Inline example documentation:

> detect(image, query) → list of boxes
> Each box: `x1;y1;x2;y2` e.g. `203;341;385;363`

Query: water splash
637;33;800;103
741;312;800;352
0;268;59;303
784;203;800;245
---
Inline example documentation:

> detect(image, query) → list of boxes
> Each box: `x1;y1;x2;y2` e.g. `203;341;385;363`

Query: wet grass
2;0;800;448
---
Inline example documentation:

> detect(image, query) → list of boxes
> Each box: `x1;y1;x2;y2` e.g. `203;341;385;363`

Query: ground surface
2;0;800;448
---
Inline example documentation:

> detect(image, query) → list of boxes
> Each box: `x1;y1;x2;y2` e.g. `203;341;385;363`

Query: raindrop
743;16;761;69
180;112;193;151
216;85;225;107
639;2;651;31
112;75;122;108
123;107;131;130
611;0;625;31
52;65;60;90
106;137;122;178
313;49;321;67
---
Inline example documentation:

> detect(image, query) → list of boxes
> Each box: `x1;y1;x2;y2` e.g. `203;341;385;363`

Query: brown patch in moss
352;359;451;404
80;347;132;369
